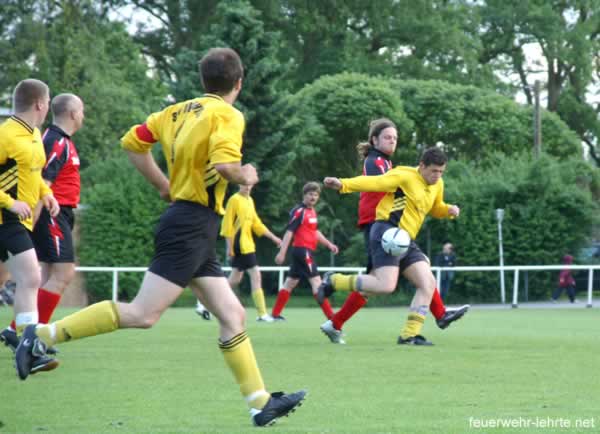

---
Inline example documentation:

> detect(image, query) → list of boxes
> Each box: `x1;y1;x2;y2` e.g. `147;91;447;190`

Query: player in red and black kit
271;182;339;321
1;94;84;353
321;119;469;344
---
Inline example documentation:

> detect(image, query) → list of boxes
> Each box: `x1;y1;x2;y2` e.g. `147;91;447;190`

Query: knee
19;271;41;291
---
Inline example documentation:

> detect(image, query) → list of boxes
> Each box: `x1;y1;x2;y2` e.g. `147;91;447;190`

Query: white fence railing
75;264;600;308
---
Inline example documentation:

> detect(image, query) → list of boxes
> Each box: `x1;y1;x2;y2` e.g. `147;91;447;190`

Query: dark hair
303;181;321;195
356;118;397;159
420;147;448;167
51;93;79;119
12;79;48;113
198;48;244;95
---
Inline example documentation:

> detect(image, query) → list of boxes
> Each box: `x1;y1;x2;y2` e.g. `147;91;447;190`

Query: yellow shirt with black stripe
0;116;53;230
220;192;268;255
340;166;451;239
121;94;244;215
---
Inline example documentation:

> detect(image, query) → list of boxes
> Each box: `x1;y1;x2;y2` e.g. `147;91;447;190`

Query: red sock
429;288;446;320
8;288;62;330
332;291;367;330
314;294;334;319
37;288;62;323
272;289;291;317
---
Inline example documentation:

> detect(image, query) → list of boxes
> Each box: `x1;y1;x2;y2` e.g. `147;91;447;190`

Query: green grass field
1;306;599;434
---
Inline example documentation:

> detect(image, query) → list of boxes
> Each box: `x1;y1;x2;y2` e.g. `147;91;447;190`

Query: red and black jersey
42;124;80;207
357;148;392;227
287;204;318;250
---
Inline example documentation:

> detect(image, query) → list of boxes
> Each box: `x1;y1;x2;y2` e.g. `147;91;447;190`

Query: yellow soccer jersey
220;192;268;255
340;166;451;239
0;116;53;230
121;94;244;214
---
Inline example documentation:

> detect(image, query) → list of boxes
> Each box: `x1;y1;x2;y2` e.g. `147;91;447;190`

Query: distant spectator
552;254;577;303
434;242;456;301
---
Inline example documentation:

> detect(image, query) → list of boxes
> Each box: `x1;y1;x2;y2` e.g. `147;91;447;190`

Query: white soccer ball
381;227;411;256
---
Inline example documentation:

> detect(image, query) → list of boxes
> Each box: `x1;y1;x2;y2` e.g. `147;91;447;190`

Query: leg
190;276;306;425
38;262;75;322
228;268;244;290
397;261;435;345
247;267;270;320
271;277;297;319
7;249;41;332
309;275;334;319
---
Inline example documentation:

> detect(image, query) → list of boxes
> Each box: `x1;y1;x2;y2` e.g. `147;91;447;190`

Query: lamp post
496;209;505;303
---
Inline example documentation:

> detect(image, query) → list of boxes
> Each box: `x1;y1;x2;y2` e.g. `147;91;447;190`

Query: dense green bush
79;155;168;302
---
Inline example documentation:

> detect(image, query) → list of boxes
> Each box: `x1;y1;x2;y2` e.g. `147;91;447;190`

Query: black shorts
288;246;319;279
231;252;258;271
360;222;375;274
369;221;428;272
149;201;225;287
0;222;34;262
32;207;75;263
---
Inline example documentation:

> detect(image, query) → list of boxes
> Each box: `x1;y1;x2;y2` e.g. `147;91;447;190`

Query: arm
262;229;282;248
225;237;234;258
325;170;402;194
126;151;171;202
429;181;459;219
317;230;339;254
214;162;258;186
275;230;294;265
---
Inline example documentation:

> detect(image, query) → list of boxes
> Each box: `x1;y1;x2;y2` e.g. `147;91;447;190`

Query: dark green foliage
392;79;582;161
425;153;600;301
78;155;168;301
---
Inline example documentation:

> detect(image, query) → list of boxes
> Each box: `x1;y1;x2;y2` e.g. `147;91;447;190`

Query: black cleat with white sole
15;324;52;380
436;304;470;330
252;390;307;427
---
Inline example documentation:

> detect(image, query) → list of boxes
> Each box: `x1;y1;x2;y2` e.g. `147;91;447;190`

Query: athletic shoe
1;327;58;355
271;315;286;322
257;314;274;323
195;304;211;321
251;390;307;427
316;271;335;305
15;324;52;380
397;334;434;346
320;320;345;344
30;355;60;375
436;304;470;330
0;328;18;352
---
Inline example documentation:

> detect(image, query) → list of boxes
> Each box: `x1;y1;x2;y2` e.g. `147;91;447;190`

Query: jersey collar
10;115;34;134
48;123;71;138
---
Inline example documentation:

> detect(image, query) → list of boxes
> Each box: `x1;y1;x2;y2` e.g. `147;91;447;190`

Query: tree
478;0;600;163
0;1;166;167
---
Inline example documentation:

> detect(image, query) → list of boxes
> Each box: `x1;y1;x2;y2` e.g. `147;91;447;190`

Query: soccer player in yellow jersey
219;183;282;322
1;79;60;374
16;48;306;427
318;147;460;345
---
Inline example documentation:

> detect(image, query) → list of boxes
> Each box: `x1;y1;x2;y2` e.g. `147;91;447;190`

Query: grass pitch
1;306;599;434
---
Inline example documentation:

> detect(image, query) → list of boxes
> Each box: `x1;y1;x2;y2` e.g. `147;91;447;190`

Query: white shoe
195;304;211;320
320;320;345;344
257;314;274;323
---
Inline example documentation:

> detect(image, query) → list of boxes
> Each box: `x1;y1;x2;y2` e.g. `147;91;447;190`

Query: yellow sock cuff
332;274;358;292
252;289;268;317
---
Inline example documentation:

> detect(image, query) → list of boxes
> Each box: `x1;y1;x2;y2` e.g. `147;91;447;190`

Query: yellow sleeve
0;134;15;208
251;208;268;237
340;170;402;194
220;195;238;238
121;110;164;153
209;109;244;165
39;180;52;198
429;180;450;218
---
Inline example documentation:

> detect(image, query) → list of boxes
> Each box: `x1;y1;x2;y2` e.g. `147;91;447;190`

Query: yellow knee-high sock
36;300;120;346
331;274;358;292
400;311;426;340
220;331;270;410
252;288;268;317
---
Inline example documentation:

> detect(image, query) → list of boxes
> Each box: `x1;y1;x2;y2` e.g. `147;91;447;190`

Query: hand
159;186;172;203
448;205;460;218
323;177;342;190
241;164;259;185
275;252;285;265
329;243;339;254
273;236;282;248
8;200;32;220
42;194;60;217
